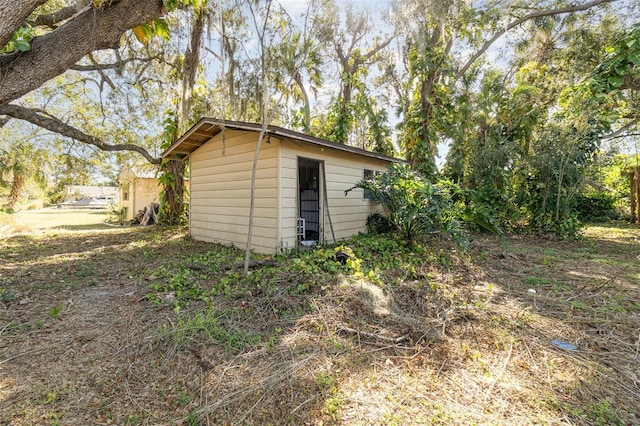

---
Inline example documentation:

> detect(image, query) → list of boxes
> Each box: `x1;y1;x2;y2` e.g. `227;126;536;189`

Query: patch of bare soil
1;223;639;425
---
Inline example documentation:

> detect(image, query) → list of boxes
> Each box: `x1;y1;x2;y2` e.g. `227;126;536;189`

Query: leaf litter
0;221;639;425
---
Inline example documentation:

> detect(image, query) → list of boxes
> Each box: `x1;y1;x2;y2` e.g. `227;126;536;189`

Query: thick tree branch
606;132;640;140
601;117;640;140
28;3;90;28
362;36;394;64
0;0;48;49
70;54;162;72
454;0;617;81
0;104;160;164
0;0;166;108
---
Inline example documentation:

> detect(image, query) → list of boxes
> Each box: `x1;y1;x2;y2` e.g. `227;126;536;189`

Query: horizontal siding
188;187;275;200
279;138;392;248
190;222;275;239
191;157;278;180
190;227;275;254
190;212;276;227
190;130;278;253
190;207;274;221
191;198;276;213
192;168;277;184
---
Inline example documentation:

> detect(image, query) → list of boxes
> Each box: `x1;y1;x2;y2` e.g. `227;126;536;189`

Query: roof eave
161;118;404;164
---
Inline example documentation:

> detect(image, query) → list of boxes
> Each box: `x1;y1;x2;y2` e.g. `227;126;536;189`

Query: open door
298;157;322;243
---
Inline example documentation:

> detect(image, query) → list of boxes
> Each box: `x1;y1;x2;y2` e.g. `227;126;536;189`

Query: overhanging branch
0;0;166;107
70;54;162;72
601;117;640;140
0;104;160;164
454;0;617;81
606;132;640;140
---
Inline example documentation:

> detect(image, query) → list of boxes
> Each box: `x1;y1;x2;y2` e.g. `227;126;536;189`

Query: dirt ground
0;211;639;425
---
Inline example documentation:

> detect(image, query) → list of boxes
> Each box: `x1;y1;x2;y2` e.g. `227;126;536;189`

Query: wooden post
636;167;640;226
631;167;639;226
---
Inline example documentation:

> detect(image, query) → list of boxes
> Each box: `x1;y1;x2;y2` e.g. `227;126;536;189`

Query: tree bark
0;0;166;108
293;71;311;127
0;0;48;50
159;9;204;226
160;159;186;225
7;172;25;210
179;10;205;132
600;117;640;140
28;2;91;28
244;0;273;274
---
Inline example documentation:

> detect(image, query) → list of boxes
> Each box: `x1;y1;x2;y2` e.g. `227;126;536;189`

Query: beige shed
162;118;401;254
118;165;161;221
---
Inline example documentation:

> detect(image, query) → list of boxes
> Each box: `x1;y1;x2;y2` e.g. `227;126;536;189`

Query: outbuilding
162;118;401;254
118;165;161;221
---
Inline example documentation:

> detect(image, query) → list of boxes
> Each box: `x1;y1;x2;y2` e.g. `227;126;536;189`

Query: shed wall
279;138;390;251
133;178;160;220
118;168;161;221
189;130;279;253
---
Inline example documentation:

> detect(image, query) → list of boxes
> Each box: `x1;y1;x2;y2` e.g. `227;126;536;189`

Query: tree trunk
160;9;204;225
293;71;311;128
244;0;273;274
179;10;205;132
555;156;565;223
7;171;25;210
0;0;48;50
0;0;166;108
632;167;640;226
159;158;186;225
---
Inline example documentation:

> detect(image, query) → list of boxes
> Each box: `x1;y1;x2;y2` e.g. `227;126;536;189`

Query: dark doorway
298;158;321;241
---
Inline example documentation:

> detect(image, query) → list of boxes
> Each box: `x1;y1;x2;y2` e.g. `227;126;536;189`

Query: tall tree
272;31;323;131
0;0;166;109
311;0;394;151
0;142;48;209
159;2;207;225
389;0;618;176
0;1;211;221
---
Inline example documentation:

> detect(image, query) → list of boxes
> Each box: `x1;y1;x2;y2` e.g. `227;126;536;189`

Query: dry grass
0;216;639;425
0;208;113;236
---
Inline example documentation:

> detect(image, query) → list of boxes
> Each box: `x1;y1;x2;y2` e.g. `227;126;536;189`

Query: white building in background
117;165;162;221
64;185;118;202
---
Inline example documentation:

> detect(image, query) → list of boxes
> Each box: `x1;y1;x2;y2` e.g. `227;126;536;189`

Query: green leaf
132;25;149;44
153;19;170;41
163;0;178;11
628;52;640;66
14;40;31;52
607;76;623;88
614;62;629;75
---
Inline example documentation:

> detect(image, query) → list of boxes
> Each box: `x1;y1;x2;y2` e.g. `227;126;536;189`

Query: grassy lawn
0;221;638;425
0;208;113;235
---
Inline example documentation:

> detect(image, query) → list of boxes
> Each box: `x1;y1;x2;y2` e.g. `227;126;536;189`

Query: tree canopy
0;0;638;233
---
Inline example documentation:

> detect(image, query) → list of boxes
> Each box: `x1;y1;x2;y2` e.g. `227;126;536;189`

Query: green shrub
573;192;623;222
366;212;394;234
109;206;127;225
346;163;468;248
456;186;508;235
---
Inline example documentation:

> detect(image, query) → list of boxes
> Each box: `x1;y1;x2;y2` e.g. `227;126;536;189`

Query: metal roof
162;118;403;163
